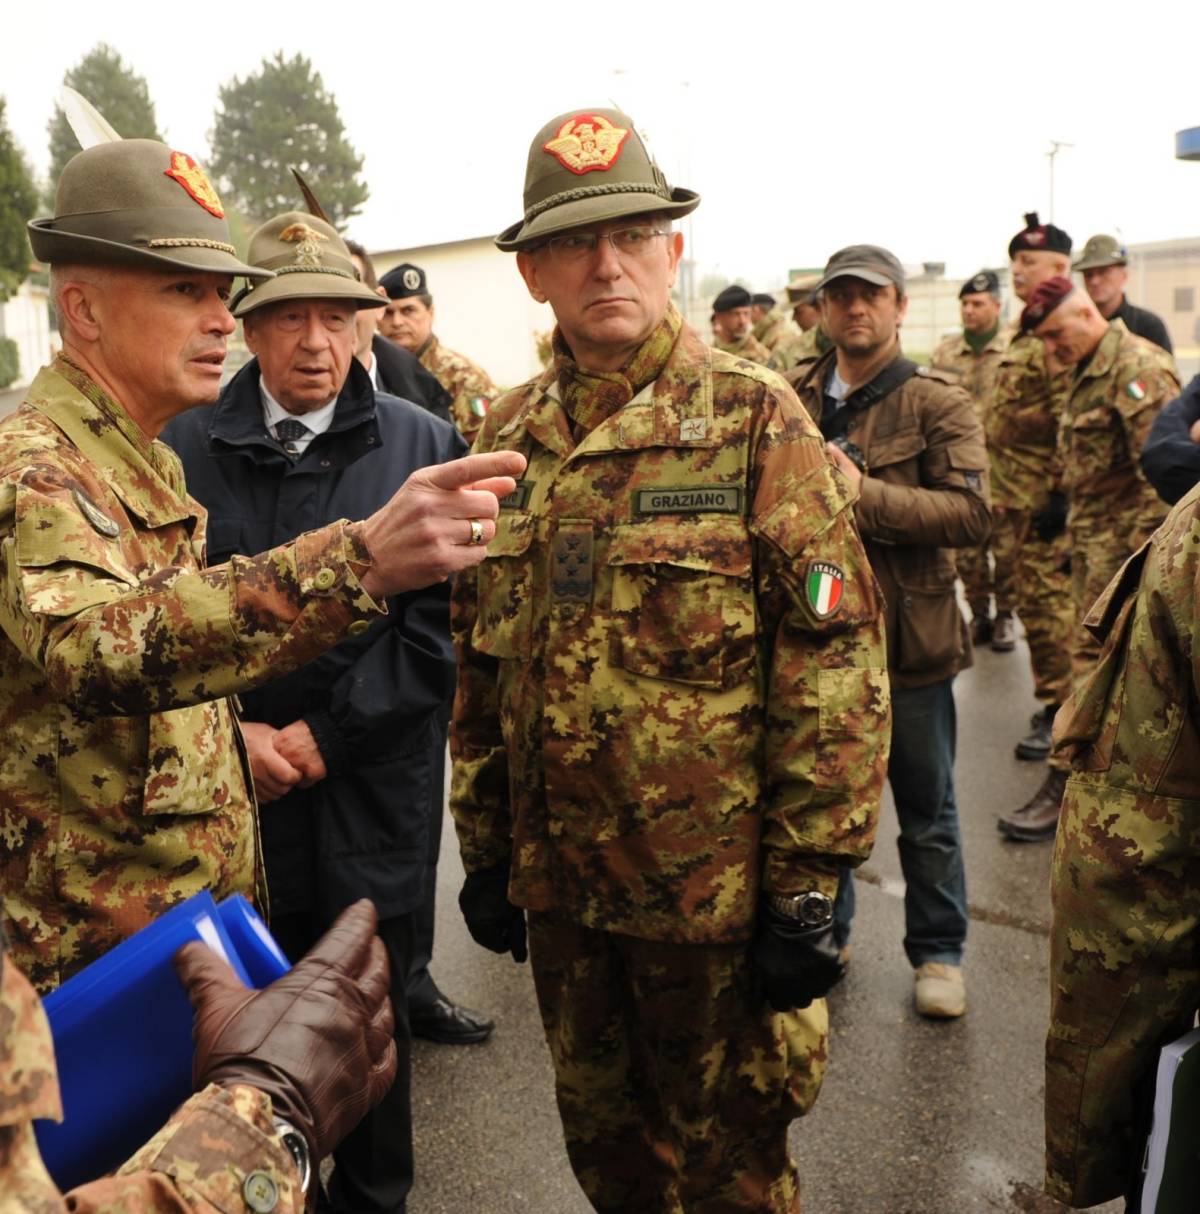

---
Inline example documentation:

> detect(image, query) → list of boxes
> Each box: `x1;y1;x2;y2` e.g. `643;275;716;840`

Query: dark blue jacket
1141;374;1200;506
163;358;467;920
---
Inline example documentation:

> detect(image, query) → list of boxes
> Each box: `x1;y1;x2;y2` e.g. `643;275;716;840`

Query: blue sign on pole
1176;127;1200;161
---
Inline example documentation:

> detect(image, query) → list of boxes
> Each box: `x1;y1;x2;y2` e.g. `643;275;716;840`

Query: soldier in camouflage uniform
378;262;499;442
0;898;395;1211
1044;483;1200;1209
770;275;830;374
989;214;1078;841
451;108;890;1213
751;292;799;353
710;283;772;364
0;138;524;992
931;270;1012;645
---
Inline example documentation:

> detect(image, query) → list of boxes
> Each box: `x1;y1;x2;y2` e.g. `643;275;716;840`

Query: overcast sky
7;0;1200;291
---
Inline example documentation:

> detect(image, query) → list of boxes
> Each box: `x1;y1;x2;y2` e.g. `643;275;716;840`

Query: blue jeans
834;676;967;967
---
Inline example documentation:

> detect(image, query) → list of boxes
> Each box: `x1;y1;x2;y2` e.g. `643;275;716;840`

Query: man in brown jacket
789;245;991;1018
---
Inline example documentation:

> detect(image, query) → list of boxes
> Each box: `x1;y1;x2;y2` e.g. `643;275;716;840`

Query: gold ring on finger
468;518;485;545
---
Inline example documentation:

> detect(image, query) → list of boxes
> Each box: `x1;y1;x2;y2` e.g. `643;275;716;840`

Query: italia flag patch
806;561;845;618
469;395;490;418
1126;379;1147;401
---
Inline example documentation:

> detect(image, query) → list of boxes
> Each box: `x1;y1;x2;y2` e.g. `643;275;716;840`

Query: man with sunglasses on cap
0;137;524;1000
450;107;889;1212
164;207;474;1214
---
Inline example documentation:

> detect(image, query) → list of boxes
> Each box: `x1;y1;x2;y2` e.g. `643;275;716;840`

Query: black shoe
409;995;495;1045
1015;704;1057;761
997;768;1067;842
970;613;993;646
990;613;1017;652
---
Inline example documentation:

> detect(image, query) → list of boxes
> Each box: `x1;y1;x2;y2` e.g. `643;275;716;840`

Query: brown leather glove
174;898;396;1161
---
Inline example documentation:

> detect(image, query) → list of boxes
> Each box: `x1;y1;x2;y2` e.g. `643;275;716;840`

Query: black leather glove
1032;490;1068;542
752;900;845;1011
459;864;527;963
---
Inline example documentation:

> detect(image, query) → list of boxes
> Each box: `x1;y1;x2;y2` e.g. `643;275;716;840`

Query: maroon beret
1020;276;1074;332
1008;211;1072;258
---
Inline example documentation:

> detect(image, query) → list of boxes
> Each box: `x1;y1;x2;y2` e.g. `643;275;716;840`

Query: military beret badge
164;151;225;219
543;114;631;175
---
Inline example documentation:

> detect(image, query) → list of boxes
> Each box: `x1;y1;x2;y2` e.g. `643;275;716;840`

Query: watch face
798;892;833;927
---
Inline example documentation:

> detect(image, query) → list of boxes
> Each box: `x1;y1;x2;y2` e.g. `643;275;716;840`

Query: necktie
275;417;310;456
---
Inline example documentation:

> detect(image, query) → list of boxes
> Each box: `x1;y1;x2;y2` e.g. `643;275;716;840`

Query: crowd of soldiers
1;98;1198;1214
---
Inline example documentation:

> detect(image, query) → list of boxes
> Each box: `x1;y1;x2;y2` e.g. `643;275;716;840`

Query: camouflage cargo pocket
472;510;535;660
142;700;232;816
607;518;755;690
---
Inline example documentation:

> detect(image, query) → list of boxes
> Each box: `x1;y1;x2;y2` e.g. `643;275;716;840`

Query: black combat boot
1015;704;1057;761
997;768;1067;842
990;612;1016;653
970;611;993;646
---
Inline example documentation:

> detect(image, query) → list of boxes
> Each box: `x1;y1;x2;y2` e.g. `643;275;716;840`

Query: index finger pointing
422;451;526;491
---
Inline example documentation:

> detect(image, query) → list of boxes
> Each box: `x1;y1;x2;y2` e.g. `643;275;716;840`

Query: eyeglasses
539;226;670;263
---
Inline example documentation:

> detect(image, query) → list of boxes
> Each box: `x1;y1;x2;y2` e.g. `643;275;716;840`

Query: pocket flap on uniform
14;483;135;580
608;517;752;577
487;509;535;558
869;425;926;469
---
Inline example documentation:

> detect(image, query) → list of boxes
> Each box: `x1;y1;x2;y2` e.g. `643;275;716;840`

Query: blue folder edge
34;890;291;1192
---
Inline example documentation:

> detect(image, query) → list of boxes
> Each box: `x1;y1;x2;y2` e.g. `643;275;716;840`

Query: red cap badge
543;114;631;176
164;151;225;218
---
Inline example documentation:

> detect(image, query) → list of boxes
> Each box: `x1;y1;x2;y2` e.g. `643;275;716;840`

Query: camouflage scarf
554;305;682;435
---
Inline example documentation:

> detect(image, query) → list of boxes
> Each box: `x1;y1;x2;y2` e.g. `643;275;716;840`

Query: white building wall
373;237;553;390
1;281;53;388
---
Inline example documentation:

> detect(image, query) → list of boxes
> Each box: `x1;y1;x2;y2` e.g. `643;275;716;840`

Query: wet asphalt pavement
408;632;1125;1214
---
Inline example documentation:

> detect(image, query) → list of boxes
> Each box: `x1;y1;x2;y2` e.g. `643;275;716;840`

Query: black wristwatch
273;1118;311;1195
766;890;834;928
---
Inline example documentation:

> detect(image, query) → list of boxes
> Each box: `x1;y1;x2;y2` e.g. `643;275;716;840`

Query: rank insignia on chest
1125;379;1147;401
551;526;594;601
500;480;533;510
543;114;630;175
71;488;121;538
806;561;844;618
679;417;708;442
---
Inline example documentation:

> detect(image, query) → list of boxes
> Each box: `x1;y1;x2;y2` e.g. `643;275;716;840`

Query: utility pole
1047;140;1073;221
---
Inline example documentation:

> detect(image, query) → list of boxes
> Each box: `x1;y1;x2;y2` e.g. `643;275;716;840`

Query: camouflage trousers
1068;524;1153;691
528;911;827;1214
955;543;993;618
992;506;1073;708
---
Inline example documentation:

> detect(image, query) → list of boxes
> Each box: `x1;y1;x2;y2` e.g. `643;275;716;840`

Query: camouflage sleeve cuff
293;520;383;616
116;1082;303;1212
761;857;841;900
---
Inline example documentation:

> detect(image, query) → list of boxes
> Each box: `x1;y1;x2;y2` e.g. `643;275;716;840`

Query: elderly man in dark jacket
164;210;467;1214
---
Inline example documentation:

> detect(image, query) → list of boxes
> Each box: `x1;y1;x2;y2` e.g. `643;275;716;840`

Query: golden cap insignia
71;488;120;539
164;151;225;218
543;114;631;176
279;222;330;267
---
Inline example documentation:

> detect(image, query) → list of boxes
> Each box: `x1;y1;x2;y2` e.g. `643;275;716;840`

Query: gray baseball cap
816;244;905;293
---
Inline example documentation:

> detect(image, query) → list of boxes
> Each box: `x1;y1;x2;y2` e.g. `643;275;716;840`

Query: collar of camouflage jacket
553;305;683;435
1075;321;1127;384
501;314;718;457
27;357;196;527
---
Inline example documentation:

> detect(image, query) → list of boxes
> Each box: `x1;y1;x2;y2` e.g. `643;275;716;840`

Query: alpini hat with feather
496;107;699;251
230;211;384;317
29;139;268;279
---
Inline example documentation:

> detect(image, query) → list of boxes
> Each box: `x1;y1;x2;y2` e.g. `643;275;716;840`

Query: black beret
960;270;1000;298
379;262;428;300
1008;212;1071;258
712;285;752;312
751;292;776;308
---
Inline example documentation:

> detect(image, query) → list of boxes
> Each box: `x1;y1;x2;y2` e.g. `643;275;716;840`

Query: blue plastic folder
35;890;292;1192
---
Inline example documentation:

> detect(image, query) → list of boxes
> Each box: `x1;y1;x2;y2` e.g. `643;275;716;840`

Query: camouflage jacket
752;310;799;353
418;334;498;443
1046;484;1200;1207
712;332;772;366
0;359;383;992
768;326;830;374
0;948;302;1211
1059;321;1179;542
789;350;992;688
930;325;1012;425
987;330;1072;511
450;322;890;944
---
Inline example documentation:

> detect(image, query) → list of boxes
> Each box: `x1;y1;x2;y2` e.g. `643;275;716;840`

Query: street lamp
1047;140;1073;221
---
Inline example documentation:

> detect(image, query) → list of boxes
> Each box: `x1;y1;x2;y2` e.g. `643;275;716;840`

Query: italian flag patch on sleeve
1125;379;1147;401
806;561;845;618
